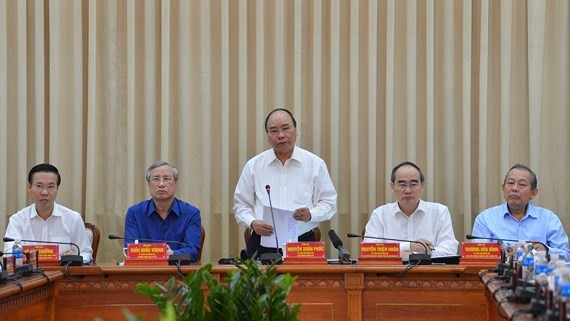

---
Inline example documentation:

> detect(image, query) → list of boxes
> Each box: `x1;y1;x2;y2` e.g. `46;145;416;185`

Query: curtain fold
1;0;569;263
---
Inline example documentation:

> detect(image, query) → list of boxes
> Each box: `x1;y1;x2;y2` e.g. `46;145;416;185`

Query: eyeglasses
268;126;293;137
150;176;175;185
394;182;422;190
32;184;57;192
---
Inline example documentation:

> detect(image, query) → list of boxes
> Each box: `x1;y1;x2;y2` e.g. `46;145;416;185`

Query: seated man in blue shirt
472;163;570;260
124;160;202;262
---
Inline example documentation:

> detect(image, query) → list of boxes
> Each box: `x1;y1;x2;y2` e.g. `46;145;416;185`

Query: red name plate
359;242;401;258
127;243;167;259
23;245;60;261
286;242;326;258
358;243;402;265
284;242;327;264
461;243;501;259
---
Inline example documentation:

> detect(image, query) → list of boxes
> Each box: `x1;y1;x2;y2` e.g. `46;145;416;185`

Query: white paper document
260;206;298;248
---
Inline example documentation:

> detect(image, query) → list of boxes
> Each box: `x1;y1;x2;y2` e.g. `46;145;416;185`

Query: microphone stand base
259;253;283;265
60;255;83;266
168;254;192;266
0;270;8;282
340;259;357;265
408;253;432;265
15;264;35;276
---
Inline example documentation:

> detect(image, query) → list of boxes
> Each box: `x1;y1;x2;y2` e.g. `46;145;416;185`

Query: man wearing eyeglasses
363;161;458;258
234;108;338;259
3;163;93;263
123;160;202;261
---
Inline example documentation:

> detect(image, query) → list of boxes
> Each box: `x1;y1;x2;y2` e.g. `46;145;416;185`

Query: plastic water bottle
534;250;549;277
514;241;526;280
548;254;560;275
550;261;567;304
545;263;565;320
522;247;535;282
516;240;526;261
12;241;24;267
558;276;570;321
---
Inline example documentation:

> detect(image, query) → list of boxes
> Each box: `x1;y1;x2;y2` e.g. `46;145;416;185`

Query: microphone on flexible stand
465;234;511;276
328;230;352;263
108;235;193;265
259;185;283;265
492;247;517;286
347;233;431;265
466;234;550;261
465;234;518;243
3;236;83;266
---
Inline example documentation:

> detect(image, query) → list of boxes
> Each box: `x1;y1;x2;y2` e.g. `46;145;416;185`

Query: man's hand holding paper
260;206;298;248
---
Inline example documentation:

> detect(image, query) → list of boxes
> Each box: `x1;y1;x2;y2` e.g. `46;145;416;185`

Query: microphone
3;236;82;266
465;234;517;243
347;233;431;265
259;185;283;264
108;234;193;265
466;234;550;260
328;229;351;262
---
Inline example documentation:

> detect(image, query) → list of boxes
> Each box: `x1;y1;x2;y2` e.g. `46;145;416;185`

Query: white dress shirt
363;200;458;257
233;146;337;236
4;203;93;263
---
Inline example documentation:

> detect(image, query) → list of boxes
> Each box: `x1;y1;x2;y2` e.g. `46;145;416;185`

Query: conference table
37;262;495;321
0;270;62;321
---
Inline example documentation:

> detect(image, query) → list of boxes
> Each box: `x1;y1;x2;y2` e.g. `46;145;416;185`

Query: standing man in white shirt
234;108;338;259
3;163;93;264
363;161;458;259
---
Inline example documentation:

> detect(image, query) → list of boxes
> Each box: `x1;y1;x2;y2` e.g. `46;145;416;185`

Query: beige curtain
0;0;569;264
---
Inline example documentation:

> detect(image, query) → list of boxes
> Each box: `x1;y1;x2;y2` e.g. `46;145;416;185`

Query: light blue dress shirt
472;203;570;260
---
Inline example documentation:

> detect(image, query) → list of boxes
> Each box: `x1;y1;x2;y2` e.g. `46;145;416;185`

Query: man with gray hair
472;163;570;260
123;160;202;261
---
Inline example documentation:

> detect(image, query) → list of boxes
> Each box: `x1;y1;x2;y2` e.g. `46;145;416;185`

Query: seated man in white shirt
4;163;93;264
363;161;458;259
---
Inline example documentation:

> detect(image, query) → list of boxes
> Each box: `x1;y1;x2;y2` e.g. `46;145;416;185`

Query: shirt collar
29;203;61;219
147;198;180;217
391;199;425;217
290;146;302;162
266;145;301;166
502;203;538;219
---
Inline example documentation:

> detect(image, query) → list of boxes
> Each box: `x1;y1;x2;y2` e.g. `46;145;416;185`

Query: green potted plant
126;259;301;321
